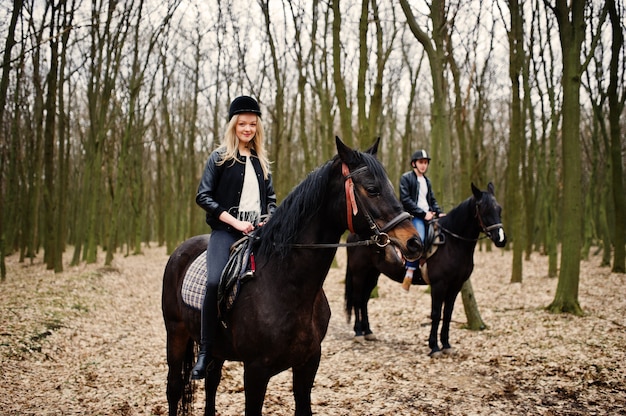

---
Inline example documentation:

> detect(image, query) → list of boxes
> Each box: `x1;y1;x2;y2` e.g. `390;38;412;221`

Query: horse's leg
440;291;460;354
361;298;373;339
362;275;379;340
203;361;224;416
353;305;365;340
165;323;192;416
242;363;272;416
428;293;443;357
351;273;373;341
293;350;321;416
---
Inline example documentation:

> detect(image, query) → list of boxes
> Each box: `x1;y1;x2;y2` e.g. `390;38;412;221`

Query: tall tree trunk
0;0;23;279
42;3;59;270
400;0;453;207
607;0;625;273
332;0;353;146
548;0;586;315
506;0;524;283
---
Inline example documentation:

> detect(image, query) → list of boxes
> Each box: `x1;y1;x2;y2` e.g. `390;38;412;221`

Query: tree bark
0;0;24;279
547;0;586;315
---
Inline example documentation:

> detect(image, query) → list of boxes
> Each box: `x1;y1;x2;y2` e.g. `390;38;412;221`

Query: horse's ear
336;136;358;165
471;182;482;200
364;137;380;157
487;182;495;195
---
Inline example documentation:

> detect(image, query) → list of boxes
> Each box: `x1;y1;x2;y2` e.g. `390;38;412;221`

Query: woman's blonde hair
216;114;271;179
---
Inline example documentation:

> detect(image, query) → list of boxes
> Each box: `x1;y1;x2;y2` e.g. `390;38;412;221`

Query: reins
436;200;502;243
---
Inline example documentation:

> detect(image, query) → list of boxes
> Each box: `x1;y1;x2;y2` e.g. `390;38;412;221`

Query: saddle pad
181;251;207;311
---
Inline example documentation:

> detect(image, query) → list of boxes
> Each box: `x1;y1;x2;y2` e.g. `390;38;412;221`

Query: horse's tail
180;338;195;415
344;263;354;324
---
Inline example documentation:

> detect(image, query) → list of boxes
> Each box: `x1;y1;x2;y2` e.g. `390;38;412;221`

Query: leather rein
289;163;411;249
437;201;503;242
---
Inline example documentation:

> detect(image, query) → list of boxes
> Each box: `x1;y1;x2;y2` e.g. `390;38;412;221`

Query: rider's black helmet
411;149;431;163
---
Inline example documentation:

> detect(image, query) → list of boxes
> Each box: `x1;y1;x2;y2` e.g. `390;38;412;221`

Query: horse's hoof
429;350;443;358
442;347;457;356
364;333;377;341
353;335;366;343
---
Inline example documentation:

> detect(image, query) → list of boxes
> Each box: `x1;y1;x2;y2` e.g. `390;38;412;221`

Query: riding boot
191;343;213;380
191;297;215;380
402;267;415;292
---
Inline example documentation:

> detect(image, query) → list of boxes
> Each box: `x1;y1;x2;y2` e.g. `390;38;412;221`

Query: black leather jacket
399;171;442;220
196;149;277;232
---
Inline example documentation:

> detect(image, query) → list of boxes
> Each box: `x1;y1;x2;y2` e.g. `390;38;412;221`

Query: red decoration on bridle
342;163;359;234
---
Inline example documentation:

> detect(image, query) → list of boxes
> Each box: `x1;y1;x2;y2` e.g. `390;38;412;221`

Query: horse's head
472;182;507;248
336;137;422;261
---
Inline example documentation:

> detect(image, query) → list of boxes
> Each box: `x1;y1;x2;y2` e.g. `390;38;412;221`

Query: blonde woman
193;96;276;379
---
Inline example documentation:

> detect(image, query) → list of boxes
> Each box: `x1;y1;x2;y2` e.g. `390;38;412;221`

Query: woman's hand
234;220;255;234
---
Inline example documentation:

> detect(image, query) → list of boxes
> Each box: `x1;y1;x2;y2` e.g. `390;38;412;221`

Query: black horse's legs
428;295;443;356
243;363;272;416
353;305;365;338
203;361;224;416
165;326;190;416
354;276;378;340
361;300;372;337
293;351;321;416
440;291;460;352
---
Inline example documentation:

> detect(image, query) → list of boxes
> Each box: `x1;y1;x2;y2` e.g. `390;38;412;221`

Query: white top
238;157;261;225
416;175;429;213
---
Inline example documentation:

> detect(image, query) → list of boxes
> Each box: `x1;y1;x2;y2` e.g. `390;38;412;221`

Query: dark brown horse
345;182;506;357
162;137;422;415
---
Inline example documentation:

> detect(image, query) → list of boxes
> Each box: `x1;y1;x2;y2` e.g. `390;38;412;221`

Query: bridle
437;198;503;242
289;163;411;249
475;200;503;240
342;163;411;248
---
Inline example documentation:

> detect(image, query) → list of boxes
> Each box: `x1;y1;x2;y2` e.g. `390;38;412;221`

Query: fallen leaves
1;245;625;415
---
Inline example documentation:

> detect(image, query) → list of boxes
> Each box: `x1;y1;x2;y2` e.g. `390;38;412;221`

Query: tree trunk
548;0;586;315
0;0;24;279
461;279;487;330
607;0;625;273
399;0;453;207
507;0;524;283
42;3;59;270
332;0;353;146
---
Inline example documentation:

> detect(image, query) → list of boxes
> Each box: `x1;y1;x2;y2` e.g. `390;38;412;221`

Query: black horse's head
472;182;506;248
336;137;422;261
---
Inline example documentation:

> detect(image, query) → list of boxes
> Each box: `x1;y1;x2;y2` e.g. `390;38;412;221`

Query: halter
437;198;503;243
342;163;411;248
475;200;503;239
287;163;411;250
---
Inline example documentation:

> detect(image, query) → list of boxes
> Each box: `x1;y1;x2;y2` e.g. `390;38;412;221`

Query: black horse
345;182;506;357
162;137;422;416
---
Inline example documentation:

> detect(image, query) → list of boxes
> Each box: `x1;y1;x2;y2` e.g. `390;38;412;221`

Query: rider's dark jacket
196;149;277;232
399;171;442;220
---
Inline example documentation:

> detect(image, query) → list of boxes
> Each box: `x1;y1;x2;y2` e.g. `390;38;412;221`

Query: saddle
217;235;255;317
180;236;256;319
414;221;445;285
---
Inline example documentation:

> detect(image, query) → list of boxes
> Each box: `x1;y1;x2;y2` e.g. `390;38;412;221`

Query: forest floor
1;243;625;416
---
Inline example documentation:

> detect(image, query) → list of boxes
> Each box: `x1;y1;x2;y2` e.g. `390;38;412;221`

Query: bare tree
0;0;24;279
399;0;453;207
546;0;590;315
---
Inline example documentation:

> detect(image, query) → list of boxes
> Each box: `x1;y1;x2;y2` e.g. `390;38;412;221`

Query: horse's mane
254;149;386;259
438;195;476;231
254;158;335;259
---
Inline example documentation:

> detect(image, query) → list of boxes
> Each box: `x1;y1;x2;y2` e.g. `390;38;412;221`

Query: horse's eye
366;187;380;197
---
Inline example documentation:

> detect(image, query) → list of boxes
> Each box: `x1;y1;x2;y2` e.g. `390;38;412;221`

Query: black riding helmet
229;96;262;120
411;149;431;163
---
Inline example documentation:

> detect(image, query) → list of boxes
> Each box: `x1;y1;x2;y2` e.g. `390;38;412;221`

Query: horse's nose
493;228;506;247
407;236;423;256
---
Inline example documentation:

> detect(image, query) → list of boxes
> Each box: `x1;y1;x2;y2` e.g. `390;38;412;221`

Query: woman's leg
192;230;236;380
